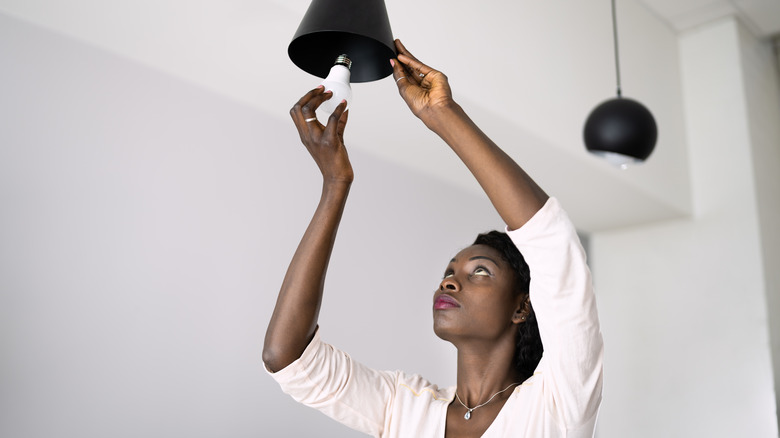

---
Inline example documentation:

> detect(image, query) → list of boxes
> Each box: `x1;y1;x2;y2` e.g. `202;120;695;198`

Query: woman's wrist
419;99;465;134
322;177;352;195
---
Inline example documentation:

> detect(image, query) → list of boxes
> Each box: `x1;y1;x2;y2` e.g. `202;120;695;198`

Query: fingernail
389;59;395;67
316;85;324;89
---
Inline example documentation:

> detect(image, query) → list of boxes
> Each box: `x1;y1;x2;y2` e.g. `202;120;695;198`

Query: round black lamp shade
584;97;658;166
289;0;396;83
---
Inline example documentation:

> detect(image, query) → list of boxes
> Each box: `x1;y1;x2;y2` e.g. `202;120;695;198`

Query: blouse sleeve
506;197;604;428
264;329;398;437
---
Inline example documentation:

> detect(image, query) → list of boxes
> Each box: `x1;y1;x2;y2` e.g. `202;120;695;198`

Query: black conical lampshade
584;97;657;167
288;0;396;83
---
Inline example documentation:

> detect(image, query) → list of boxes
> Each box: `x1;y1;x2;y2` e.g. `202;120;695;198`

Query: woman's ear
512;294;532;324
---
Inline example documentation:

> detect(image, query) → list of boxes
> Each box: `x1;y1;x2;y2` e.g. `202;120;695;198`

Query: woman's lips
434;294;460;310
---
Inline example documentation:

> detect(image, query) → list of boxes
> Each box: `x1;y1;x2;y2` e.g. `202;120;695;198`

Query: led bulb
317;55;352;119
589;150;643;170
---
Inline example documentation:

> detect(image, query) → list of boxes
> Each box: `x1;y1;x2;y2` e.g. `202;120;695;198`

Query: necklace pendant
464;410;472;420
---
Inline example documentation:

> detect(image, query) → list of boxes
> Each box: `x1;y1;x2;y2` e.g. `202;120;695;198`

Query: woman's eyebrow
469;255;499;266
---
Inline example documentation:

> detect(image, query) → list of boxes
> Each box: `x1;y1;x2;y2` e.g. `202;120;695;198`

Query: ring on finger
305;117;317;123
418;72;425;78
395;76;406;83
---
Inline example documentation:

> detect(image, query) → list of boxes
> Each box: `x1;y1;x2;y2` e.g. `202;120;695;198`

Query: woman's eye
442;272;454;279
473;267;490;276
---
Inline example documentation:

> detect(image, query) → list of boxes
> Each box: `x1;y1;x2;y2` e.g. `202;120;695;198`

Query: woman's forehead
451;244;505;264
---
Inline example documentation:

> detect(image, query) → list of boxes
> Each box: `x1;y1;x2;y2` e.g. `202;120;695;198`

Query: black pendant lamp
288;0;395;83
584;0;657;169
288;0;395;117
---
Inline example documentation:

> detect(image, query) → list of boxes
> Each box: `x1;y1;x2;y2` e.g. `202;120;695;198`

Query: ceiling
1;0;777;231
640;0;780;37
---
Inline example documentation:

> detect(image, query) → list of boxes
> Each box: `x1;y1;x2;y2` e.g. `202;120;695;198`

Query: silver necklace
455;382;521;420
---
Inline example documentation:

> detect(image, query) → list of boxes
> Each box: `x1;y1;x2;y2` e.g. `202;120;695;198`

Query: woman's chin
433;320;457;342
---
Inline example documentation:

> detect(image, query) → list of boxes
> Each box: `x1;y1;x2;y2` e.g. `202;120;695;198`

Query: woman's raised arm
262;88;351;373
391;39;548;229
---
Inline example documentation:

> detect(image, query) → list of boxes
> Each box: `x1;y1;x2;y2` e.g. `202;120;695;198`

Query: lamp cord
611;0;622;98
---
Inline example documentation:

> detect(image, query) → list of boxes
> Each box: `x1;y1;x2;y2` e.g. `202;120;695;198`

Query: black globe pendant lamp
288;0;396;116
584;0;658;169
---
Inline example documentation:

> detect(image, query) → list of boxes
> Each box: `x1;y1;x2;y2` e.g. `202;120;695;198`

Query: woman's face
432;244;524;343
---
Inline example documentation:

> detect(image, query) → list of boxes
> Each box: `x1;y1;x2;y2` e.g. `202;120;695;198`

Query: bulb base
334;54;352;70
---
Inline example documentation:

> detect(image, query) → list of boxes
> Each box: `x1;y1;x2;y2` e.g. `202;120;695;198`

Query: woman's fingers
324;100;348;137
399;54;432;85
291;86;322;118
302;91;333;123
391;57;413;93
290;86;333;127
395;39;434;81
391;41;429;98
395;39;419;62
394;39;419;86
290;87;321;137
290;87;339;147
336;105;349;141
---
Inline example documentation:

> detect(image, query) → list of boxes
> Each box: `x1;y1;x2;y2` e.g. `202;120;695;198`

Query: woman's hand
290;87;353;184
391;39;454;122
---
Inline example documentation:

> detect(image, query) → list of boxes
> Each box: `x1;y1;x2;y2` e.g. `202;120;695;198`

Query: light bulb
316;54;352;119
588;150;642;170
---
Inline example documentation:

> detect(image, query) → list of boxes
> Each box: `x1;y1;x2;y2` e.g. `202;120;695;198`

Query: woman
263;40;603;438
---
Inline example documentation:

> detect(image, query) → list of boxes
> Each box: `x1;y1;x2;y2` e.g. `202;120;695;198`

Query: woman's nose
440;277;460;291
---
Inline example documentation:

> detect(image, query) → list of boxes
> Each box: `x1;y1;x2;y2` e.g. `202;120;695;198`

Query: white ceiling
640;0;780;36
1;0;776;231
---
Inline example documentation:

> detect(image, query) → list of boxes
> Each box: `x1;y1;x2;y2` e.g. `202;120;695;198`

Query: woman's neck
454;337;521;405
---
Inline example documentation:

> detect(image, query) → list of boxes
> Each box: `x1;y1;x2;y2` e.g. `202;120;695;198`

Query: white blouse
266;197;604;437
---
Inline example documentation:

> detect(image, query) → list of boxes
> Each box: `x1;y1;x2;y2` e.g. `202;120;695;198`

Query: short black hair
473;231;543;381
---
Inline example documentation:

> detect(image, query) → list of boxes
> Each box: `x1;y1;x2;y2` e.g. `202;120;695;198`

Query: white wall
592;17;780;437
0;14;502;437
743;28;780;426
